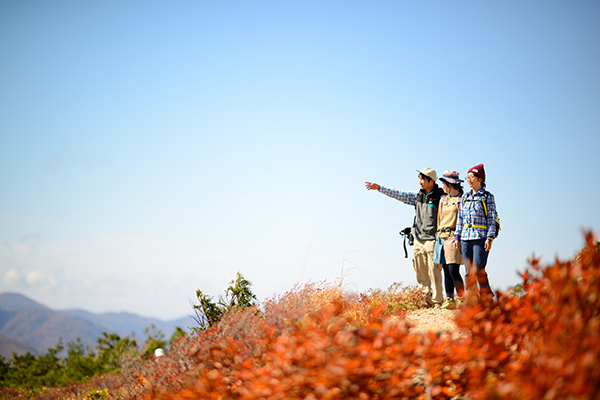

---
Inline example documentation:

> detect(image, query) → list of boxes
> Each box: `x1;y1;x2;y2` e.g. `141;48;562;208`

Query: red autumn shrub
140;234;599;400
18;235;598;400
130;283;429;400
449;233;600;399
151;305;435;400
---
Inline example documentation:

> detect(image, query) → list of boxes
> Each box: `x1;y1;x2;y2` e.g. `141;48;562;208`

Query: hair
468;172;486;188
475;174;486;188
419;173;433;183
452;182;464;195
441;179;464;195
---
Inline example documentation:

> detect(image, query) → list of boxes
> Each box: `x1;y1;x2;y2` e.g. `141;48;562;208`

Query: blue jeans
461;238;492;294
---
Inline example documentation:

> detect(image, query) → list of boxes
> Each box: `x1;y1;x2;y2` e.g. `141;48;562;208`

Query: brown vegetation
5;234;599;400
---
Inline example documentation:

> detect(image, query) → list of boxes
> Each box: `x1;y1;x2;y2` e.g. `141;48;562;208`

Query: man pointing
365;168;445;306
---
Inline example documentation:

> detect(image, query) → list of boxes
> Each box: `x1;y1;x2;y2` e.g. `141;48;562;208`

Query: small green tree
63;338;99;383
141;324;167;357
223;272;257;310
0;355;9;383
192;272;257;330
0;333;140;389
169;327;186;344
193;291;223;329
95;332;138;373
0;341;65;388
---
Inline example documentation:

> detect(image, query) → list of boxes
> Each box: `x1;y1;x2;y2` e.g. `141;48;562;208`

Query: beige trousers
413;238;443;305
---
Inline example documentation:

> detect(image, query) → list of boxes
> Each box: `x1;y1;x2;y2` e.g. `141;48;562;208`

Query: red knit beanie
468;164;485;180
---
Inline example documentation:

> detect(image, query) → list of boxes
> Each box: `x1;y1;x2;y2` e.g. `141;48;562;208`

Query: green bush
0;325;178;391
192;271;258;330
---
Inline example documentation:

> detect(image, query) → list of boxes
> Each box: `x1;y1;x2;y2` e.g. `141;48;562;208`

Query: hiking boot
456;297;466;308
423;297;434;308
441;297;456;309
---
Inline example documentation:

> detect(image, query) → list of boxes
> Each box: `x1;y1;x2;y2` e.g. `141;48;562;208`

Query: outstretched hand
365;182;380;191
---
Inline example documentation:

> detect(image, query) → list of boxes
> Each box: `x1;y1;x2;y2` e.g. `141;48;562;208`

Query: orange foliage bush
137;234;600;400
449;233;600;399
23;235;597;400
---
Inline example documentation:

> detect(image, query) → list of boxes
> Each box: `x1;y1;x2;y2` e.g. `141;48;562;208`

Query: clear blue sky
1;1;599;320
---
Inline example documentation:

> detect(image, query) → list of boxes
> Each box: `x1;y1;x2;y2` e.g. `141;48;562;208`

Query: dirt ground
404;308;461;334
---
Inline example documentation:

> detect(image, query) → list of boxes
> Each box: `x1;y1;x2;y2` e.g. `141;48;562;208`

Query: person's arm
484;193;497;251
365;182;417;206
454;197;463;249
380;186;417;206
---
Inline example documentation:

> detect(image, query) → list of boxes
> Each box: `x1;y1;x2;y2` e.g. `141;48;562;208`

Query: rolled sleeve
378;186;417;206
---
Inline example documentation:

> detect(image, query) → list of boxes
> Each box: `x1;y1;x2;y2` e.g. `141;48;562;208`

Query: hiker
453;164;497;297
365;168;446;306
434;170;466;309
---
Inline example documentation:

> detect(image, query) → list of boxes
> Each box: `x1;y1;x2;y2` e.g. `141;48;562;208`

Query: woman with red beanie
453;164;498;297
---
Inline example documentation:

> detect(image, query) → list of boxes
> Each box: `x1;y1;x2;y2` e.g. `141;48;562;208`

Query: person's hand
485;239;493;252
365;182;380;191
453;240;460;250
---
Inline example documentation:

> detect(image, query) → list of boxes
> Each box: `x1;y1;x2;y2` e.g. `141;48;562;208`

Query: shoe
455;297;466;308
441;297;456;309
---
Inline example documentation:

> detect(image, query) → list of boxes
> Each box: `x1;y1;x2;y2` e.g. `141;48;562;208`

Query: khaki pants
413;238;443;305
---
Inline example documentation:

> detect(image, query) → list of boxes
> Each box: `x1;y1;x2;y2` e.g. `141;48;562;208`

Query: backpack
462;191;501;238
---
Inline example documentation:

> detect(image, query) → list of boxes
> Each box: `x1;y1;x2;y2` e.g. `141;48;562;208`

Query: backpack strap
461;191;489;229
440;194;448;212
481;191;488;218
461;193;469;207
462;191;489;218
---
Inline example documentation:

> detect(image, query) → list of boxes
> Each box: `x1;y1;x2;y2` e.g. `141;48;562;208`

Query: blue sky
1;1;599;320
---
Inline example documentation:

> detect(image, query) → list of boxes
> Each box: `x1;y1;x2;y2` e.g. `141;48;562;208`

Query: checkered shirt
378;186;417;206
455;188;498;241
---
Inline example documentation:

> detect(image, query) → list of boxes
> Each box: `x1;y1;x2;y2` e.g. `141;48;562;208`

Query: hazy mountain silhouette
0;333;39;357
0;293;195;359
0;292;50;311
57;309;194;343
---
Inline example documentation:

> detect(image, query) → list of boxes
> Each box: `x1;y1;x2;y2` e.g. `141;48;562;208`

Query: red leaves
456;234;600;400
129;234;600;400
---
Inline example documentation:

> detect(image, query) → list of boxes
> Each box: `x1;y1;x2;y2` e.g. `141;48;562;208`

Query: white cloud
26;270;45;285
3;269;23;286
26;270;51;286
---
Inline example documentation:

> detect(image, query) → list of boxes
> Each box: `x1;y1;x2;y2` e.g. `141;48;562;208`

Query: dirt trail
404;308;461;334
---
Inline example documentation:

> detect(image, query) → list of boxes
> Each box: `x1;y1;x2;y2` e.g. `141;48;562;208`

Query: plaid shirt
378;186;417;206
455;188;498;241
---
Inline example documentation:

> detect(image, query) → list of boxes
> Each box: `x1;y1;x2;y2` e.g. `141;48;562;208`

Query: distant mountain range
0;292;197;359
